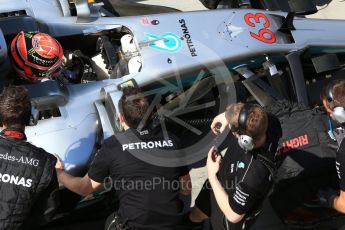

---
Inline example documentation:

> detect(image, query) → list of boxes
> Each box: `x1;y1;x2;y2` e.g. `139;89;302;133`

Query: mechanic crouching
0;86;60;229
185;103;282;230
317;80;345;212
55;87;191;230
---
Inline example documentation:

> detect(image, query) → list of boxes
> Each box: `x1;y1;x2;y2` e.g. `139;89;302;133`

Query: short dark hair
0;85;31;128
321;79;345;108
332;80;345;107
225;103;268;140
119;87;151;129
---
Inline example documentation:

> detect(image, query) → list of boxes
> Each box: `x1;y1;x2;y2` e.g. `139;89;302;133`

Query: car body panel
1;0;345;175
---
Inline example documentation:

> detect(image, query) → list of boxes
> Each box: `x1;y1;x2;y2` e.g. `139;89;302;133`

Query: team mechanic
317;80;345;212
0;86;59;229
185;103;282;230
55;87;191;230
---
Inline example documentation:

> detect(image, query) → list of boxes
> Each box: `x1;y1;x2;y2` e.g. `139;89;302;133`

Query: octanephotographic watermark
103;176;241;192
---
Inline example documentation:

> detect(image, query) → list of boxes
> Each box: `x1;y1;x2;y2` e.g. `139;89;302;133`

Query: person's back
0;86;59;229
95;127;187;230
86;87;189;230
54;87;190;230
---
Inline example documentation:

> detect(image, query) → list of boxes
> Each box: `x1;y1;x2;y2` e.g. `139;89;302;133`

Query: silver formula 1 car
0;0;345;227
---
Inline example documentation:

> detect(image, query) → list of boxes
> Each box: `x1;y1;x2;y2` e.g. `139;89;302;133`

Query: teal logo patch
238;162;245;169
145;32;182;53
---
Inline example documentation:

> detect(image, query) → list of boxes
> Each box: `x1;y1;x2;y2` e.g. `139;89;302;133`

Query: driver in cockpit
7;31;97;85
9;31;64;83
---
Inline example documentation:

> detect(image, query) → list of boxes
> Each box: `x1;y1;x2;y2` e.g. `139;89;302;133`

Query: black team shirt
195;115;282;229
88;128;189;230
218;115;281;215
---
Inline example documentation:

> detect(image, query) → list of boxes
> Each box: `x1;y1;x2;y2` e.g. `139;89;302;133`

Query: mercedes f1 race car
0;0;345;228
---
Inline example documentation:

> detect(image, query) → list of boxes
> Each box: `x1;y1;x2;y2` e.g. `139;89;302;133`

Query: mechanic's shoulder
28;143;57;162
243;157;270;186
102;135;122;149
267;113;282;136
21;143;58;170
267;113;281;126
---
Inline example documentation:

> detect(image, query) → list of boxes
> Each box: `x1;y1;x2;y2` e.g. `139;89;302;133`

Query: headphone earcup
333;107;345;124
238;135;255;152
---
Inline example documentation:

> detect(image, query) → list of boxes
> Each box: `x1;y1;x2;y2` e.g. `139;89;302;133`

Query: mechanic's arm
56;170;102;197
180;173;192;195
55;155;102;196
333;190;345;213
207;147;244;223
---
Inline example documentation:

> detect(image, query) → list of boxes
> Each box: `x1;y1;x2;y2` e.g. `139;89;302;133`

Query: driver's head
10;31;64;81
321;79;345;123
0;86;31;129
225;103;268;146
119;87;151;129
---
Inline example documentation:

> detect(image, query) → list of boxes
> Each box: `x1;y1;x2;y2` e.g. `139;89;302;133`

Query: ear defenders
326;82;345;125
237;104;255;152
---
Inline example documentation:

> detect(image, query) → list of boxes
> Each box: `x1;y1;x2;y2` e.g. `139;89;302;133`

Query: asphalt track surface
46;0;345;229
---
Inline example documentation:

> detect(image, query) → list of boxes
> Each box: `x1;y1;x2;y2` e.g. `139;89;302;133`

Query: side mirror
288;0;317;15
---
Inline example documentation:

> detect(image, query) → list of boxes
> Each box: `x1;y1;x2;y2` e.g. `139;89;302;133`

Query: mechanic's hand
211;112;228;134
207;146;221;179
54;154;64;171
317;188;339;208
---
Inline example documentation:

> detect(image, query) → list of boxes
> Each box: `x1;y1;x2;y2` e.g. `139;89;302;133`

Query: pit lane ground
46;0;345;229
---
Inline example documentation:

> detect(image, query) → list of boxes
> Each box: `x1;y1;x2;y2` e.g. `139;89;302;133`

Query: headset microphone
333;107;345;124
237;104;255;152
